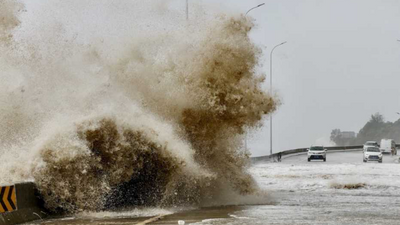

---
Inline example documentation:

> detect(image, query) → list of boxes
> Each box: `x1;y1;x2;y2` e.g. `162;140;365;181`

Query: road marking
135;214;165;225
0;185;17;213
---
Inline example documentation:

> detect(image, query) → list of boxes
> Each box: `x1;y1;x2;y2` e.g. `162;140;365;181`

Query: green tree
331;113;400;146
353;113;400;144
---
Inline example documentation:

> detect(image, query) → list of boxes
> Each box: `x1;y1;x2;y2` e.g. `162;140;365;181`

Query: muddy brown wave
0;0;277;213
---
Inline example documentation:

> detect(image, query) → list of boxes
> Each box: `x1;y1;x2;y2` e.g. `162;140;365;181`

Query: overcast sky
22;0;400;157
198;0;400;156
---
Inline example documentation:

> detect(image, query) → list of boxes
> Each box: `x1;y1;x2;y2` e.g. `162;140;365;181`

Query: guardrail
251;145;363;164
252;144;400;163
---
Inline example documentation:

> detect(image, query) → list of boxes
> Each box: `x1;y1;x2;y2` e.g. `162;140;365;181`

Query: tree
331;113;400;146
330;129;342;145
356;113;386;144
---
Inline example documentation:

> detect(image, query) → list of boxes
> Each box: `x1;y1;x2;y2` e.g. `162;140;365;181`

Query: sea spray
33;114;211;212
0;0;22;44
0;0;277;212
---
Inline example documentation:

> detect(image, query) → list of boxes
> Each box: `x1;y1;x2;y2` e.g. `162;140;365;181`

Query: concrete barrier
251;145;363;164
0;183;47;225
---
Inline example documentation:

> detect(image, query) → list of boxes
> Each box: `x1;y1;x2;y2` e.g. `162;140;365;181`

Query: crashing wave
0;0;277;212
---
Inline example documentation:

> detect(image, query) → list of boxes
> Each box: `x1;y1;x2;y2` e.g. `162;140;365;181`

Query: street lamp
270;41;287;156
245;3;265;16
243;3;265;151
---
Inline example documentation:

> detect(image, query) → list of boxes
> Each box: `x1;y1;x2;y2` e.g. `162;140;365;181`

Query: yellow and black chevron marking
0;185;17;213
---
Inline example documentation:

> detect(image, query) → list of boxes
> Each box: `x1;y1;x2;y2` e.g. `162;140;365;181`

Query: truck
379;139;397;155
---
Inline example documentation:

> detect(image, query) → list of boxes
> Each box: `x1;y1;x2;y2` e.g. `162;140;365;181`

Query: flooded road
24;151;400;225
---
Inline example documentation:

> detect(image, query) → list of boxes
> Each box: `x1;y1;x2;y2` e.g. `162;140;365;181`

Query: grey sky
199;0;400;156
22;0;400;157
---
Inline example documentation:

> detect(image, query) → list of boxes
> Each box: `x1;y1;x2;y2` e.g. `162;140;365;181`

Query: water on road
24;151;400;225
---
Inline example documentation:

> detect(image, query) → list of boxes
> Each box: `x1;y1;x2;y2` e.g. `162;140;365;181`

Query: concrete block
0;183;47;225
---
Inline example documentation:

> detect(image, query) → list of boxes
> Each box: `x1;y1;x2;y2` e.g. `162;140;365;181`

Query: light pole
270;41;287;156
245;3;265;16
243;3;265;151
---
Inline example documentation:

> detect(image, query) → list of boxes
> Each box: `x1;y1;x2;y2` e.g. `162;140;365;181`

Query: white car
307;146;327;162
363;147;382;163
363;141;379;151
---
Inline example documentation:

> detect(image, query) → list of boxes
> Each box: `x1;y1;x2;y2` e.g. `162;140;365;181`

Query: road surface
282;149;397;164
25;150;400;225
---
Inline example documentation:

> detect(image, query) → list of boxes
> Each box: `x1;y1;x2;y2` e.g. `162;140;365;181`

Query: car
307;146;327;162
363;141;379;151
380;139;397;155
363;147;382;163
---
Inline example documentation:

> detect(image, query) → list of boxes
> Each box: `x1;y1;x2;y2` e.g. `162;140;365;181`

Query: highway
25;151;400;225
282;149;398;164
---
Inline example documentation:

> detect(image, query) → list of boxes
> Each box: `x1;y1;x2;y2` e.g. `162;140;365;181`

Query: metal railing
251;145;363;164
251;144;400;163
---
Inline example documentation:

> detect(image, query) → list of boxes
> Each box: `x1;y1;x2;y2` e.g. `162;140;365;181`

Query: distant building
340;131;356;139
